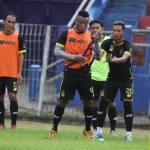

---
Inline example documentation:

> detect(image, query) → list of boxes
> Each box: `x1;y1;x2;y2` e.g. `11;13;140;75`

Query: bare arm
106;53;130;63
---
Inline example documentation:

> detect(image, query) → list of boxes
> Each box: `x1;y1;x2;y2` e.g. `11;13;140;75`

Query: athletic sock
126;131;131;136
92;107;97;130
108;106;117;131
10;101;18;125
52;105;64;131
83;107;92;131
97;99;109;127
123;101;133;132
97;127;102;135
0;101;5;125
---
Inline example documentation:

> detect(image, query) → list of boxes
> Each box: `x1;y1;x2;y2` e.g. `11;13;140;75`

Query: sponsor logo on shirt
0;40;15;45
69;37;87;43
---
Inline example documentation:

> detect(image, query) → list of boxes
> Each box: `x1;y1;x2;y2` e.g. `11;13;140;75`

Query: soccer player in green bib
89;19;117;136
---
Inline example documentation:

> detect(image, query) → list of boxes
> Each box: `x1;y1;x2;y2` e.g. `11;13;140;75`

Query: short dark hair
113;21;125;30
78;10;89;18
89;19;103;28
4;11;17;21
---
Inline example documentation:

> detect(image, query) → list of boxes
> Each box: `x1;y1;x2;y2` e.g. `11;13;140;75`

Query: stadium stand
0;0;83;25
100;0;148;30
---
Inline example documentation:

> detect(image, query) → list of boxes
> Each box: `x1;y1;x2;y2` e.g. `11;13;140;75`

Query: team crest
101;90;105;96
109;45;114;51
127;94;131;97
126;88;132;97
60;90;65;97
13;82;18;91
90;87;94;97
13;87;17;91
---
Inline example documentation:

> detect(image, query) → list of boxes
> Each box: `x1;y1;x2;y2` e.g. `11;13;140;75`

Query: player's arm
108;43;133;63
91;31;101;60
100;49;105;60
110;53;130;63
54;45;75;60
54;30;75;60
54;30;87;62
18;34;26;84
100;40;108;62
94;40;101;60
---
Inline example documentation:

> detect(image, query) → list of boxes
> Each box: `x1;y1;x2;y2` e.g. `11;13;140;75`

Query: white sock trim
97;127;102;135
126;131;131;136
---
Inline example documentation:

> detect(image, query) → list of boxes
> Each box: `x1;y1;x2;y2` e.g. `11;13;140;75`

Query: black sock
83;107;92;131
108;106;117;131
123;101;133;132
0;101;5;125
97;99;109;127
52;105;65;131
92;107;97;130
10;101;18;125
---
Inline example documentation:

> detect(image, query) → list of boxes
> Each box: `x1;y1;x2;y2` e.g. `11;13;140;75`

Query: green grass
0;119;149;150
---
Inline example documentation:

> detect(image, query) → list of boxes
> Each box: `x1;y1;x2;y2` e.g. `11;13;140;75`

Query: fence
20;24;58;113
1;23;58;115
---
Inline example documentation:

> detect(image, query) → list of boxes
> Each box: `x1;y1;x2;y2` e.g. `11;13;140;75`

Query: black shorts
59;67;94;101
101;78;133;102
92;80;105;100
0;77;18;95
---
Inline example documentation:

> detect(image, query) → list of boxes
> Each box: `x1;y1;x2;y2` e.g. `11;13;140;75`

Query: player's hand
17;74;23;85
95;56;101;61
103;54;113;63
91;31;100;41
75;54;87;62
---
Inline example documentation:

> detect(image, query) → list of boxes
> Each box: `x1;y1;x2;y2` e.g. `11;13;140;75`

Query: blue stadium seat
110;0;148;5
99;0;148;30
107;3;146;10
103;8;146;15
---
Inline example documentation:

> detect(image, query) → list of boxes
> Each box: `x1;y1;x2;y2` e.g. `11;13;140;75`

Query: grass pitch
0;119;149;150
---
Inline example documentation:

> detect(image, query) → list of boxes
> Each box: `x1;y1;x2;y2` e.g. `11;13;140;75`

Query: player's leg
48;73;77;138
49;99;68;138
91;100;98;133
0;77;5;129
94;79;118;141
121;78;133;141
108;102;117;136
7;77;18;130
78;73;94;140
82;100;94;140
52;100;68;131
91;80;102;133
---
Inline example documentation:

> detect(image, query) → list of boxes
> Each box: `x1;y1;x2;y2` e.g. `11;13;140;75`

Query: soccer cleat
48;130;57;138
0;124;5;129
83;129;94;140
110;130;117;136
93;133;105;142
11;124;17;130
125;134;133;142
